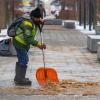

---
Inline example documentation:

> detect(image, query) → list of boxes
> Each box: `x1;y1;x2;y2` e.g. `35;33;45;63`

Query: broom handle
39;26;47;79
40;32;46;68
39;25;46;69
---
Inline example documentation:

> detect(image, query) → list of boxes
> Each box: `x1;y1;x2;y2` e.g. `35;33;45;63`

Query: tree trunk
84;0;86;29
89;0;92;31
61;0;66;10
93;0;97;29
79;0;82;25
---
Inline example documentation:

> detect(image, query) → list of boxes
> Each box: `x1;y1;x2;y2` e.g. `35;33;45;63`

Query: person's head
30;7;42;24
38;4;43;8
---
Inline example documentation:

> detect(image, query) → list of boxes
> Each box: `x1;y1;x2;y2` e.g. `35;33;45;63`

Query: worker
13;7;46;86
38;4;46;18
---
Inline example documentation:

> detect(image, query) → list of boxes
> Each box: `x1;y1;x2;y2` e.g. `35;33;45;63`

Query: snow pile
0;29;11;41
75;21;95;35
62;20;95;35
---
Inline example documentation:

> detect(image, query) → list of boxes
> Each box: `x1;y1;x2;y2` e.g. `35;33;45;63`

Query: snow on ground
0;29;7;36
44;15;56;19
62;20;95;35
0;29;11;41
75;21;95;35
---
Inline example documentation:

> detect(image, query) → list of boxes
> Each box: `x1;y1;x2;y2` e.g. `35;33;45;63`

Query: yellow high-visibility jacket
13;19;40;50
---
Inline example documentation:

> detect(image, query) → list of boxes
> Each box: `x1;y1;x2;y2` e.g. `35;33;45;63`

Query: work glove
37;42;46;50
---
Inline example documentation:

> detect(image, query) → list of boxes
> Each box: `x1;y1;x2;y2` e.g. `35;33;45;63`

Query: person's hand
37;43;46;50
39;19;45;24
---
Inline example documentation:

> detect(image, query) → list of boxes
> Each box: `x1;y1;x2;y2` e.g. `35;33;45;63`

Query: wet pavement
0;94;100;100
0;25;100;99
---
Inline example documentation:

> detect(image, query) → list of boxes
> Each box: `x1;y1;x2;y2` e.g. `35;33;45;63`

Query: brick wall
58;9;77;20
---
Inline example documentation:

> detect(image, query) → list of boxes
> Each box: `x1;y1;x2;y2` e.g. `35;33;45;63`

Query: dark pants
15;48;29;68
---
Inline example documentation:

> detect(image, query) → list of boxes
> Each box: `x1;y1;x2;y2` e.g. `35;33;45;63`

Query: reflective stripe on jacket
15;20;37;45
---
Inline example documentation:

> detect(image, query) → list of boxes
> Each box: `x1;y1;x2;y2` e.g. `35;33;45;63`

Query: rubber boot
14;62;29;81
14;63;31;86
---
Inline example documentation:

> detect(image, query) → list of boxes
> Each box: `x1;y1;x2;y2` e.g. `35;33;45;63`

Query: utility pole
93;0;97;29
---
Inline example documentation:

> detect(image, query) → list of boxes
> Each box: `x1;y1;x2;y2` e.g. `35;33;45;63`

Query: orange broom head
36;67;59;86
